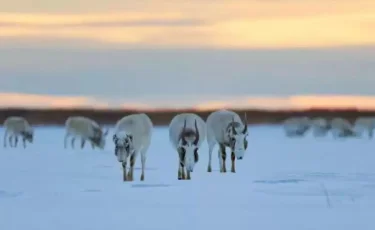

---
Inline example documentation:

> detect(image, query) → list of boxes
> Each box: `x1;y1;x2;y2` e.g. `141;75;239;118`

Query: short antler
193;119;199;145
242;112;248;134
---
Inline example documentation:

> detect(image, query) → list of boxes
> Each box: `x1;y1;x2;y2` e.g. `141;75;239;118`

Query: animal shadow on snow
0;190;24;198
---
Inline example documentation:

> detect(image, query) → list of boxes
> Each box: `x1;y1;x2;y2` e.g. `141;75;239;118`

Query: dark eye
231;138;236;143
244;138;248;149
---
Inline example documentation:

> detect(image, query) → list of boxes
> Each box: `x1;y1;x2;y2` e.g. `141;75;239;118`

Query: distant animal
3;116;34;148
64;116;109;149
206;109;248;173
310;117;331;137
283;117;311;137
169;113;206;180
330;117;358;138
353;117;375;139
112;113;153;182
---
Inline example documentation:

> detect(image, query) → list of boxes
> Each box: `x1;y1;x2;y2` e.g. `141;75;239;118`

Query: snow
0;125;374;230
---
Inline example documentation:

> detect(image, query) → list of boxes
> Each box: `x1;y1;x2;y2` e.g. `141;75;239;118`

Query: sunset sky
0;0;374;109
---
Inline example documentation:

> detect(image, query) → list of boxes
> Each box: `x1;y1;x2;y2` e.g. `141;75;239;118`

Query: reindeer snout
237;156;243;160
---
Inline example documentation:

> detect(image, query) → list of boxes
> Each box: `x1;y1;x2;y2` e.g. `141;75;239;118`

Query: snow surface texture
0;125;374;230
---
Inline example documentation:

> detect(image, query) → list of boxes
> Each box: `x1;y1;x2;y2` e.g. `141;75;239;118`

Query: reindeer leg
127;153;136;181
178;148;186;180
186;170;191;180
71;137;75;148
219;144;227;173
181;165;186;180
23;137;26;148
14;136;18;148
9;135;13;148
140;150;147;181
178;162;184;180
207;144;214;172
231;152;236;173
81;138;85;149
122;162;127;181
3;131;7;148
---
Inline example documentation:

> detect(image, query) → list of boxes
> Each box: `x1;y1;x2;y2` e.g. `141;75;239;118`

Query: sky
0;0;374;109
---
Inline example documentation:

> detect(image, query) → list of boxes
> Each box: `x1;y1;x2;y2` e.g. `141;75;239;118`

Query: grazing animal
283;117;311;137
353;117;375;139
206;109;248;173
310;117;331;137
3;116;34;148
112;113;153;182
64;116;108;149
169;113;206;180
330;117;358;138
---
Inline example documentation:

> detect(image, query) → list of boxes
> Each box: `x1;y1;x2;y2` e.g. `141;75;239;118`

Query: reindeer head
178;119;200;173
21;129;33;143
227;113;248;160
112;131;134;162
92;126;109;149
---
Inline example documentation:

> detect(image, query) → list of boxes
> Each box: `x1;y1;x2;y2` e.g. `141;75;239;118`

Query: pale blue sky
1;46;374;101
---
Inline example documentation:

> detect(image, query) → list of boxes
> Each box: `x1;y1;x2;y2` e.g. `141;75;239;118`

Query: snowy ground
0;125;374;230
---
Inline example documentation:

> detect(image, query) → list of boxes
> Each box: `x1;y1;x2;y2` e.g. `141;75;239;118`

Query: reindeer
330;117;359;139
3;116;34;148
283;116;311;137
206;109;248;173
112;113;153;182
310;117;331;137
169;113;206;180
64;116;109;149
353;117;375;139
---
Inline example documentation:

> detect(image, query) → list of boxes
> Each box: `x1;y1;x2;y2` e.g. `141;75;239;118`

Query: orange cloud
0;0;374;48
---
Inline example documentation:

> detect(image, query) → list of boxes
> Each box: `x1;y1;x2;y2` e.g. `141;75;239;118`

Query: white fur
64;116;108;149
353;117;375;139
206;109;248;173
169;113;206;179
330;117;357;138
3;116;34;148
283;117;311;137
112;113;153;181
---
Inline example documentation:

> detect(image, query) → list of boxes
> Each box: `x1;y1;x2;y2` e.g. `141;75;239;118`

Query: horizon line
1;92;375;111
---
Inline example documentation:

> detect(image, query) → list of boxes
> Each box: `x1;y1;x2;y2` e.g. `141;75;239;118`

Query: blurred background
1;0;375;125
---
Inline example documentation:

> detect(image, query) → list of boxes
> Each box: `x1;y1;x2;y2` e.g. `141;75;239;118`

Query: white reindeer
112;113;153;182
310;117;331;137
353;117;375;139
206;109;248;173
64;116;109;149
283;116;311;137
3;116;34;148
330;117;358;139
169;113;206;180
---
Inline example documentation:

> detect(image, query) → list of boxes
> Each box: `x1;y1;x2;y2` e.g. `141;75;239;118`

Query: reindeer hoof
140;175;145;181
207;166;212;172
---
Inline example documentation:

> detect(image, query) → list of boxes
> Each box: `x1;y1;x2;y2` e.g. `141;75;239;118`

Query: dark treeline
1;107;375;126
